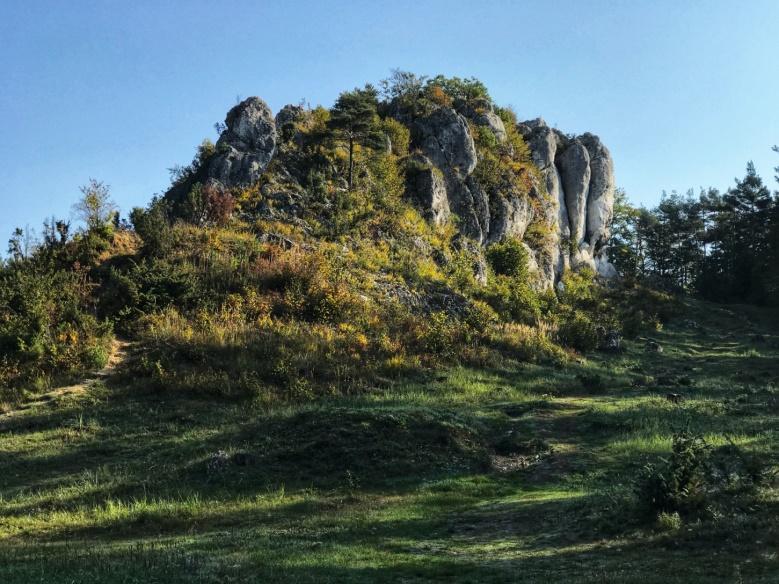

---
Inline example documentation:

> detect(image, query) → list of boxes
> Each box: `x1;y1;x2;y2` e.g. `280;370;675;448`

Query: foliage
636;430;711;518
609;159;779;305
327;86;384;190
485;238;529;278
557;310;599;352
72;179;117;230
0;261;112;389
425;75;491;108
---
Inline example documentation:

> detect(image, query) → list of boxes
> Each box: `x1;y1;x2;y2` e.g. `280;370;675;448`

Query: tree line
609;151;779;305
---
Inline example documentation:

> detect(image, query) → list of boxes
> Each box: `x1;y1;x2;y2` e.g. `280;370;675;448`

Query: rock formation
180;96;617;287
207;97;277;187
517;118;617;281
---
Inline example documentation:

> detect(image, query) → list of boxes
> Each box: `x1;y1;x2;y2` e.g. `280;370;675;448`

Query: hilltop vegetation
1;73;665;404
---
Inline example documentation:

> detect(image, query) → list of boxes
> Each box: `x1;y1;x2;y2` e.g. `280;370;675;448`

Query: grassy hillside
0;298;776;583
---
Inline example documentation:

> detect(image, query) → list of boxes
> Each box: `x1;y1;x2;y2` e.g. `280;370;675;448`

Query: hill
0;73;777;582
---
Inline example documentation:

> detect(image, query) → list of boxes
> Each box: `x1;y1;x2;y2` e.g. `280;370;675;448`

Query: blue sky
1;0;778;242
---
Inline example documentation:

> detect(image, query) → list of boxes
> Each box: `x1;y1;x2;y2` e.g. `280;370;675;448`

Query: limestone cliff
179;96;617;288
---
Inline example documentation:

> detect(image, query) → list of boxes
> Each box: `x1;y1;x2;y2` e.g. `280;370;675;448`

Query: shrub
656;511;682;531
130;197;174;257
636;430;710;519
557;310;599;352
464;300;499;333
0;263;113;387
488;323;566;364
379;117;410;156
416;312;460;359
486;238;529;279
558;268;597;308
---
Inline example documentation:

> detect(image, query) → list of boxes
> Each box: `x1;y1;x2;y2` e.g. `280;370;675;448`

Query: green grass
0;299;777;582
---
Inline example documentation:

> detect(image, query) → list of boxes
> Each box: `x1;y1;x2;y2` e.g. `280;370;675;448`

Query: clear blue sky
1;0;778;242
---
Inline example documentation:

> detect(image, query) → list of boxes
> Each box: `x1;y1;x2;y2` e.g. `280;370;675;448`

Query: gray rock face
448;176;490;243
580;133;615;253
557;140;591;248
517;119;617;282
412;107;489;242
473;110;507;143
458;99;507;144
405;154;450;226
207;97;276;187
411;106;544;246
275;104;305;139
414;107;478;177
488;189;533;244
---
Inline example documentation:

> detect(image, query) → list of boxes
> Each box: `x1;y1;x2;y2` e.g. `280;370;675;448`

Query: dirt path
1;338;131;416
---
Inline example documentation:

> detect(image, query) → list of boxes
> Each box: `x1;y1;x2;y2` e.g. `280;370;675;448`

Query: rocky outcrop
557;140;591;249
207;97;277;187
488;190;533;244
275;104;305;141
410;106;537;246
580;133;615;253
405;154;450;226
474;110;507;143
412;108;490;242
187;96;616;288
413;107;477;176
517;118;616;281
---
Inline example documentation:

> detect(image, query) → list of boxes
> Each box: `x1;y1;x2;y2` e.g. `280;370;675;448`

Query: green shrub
557;310;599;352
486;238;529;279
656;511;682;531
636;430;710;519
417;312;460;359
558;268;597;308
0;263;113;387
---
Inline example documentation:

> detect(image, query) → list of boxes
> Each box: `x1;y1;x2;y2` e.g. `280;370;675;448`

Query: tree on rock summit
327;87;385;190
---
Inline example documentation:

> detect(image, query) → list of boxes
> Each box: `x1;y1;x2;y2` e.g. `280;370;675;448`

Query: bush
379;118;410;156
0;264;113;388
656;511;682;531
488;323;566;364
483;277;541;325
636;430;710;519
486;238;529;279
557;310;599;352
558;268;597;308
130;197;173;256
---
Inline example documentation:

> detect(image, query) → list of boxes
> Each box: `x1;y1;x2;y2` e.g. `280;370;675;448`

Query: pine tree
327;87;384;190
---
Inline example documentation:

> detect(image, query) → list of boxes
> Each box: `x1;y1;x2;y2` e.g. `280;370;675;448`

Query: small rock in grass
602;330;623;353
645;340;663;353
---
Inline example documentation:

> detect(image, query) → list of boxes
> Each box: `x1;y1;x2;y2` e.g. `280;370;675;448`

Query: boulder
595;250;618;278
208;97;277;187
602;330;622;352
473;110;507;143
